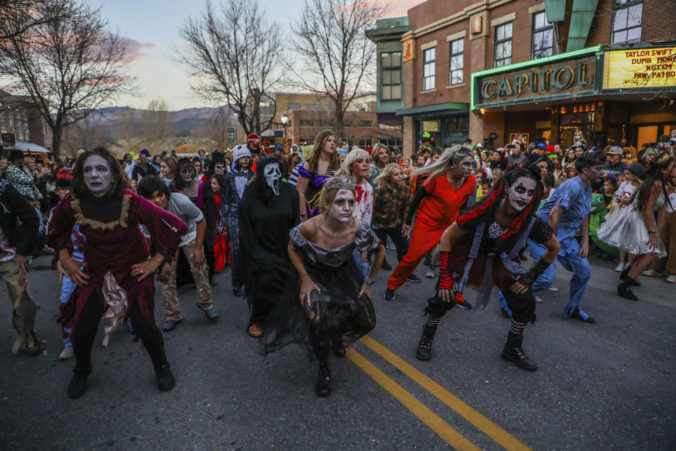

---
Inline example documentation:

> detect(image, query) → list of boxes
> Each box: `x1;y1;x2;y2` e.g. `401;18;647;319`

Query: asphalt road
1;250;675;450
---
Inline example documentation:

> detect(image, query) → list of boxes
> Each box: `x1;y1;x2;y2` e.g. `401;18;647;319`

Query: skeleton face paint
215;162;226;174
329;189;355;223
264;162;282;196
83;155;112;195
180;165;196;183
507;177;536;212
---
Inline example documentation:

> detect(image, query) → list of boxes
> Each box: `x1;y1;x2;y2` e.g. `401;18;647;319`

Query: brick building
0;89;50;152
393;0;675;157
269;92;393;150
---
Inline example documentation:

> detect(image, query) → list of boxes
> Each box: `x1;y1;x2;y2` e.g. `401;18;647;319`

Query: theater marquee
603;46;676;90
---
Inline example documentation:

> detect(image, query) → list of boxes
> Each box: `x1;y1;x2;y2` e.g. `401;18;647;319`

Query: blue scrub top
537;177;591;257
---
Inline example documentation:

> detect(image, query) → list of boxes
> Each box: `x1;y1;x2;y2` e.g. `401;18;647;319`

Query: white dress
597;193;667;258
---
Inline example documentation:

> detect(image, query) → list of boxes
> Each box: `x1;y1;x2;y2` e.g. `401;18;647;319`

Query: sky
93;0;422;110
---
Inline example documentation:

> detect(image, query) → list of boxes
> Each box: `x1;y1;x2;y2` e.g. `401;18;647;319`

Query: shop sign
603;47;676;90
475;56;596;105
422;120;439;132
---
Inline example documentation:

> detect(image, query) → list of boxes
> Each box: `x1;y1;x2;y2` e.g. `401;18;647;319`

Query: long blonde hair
371;143;390;163
375;163;403;190
414;145;473;182
335;147;370;177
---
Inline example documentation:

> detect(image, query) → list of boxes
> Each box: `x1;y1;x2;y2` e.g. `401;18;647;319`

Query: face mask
264;162;281;196
83;155;112;195
180;165;195;183
507;177;536;212
329;189;355;223
215;163;226;174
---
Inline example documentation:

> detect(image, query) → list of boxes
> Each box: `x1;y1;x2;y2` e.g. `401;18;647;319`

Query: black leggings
72;289;168;371
373;225;409;262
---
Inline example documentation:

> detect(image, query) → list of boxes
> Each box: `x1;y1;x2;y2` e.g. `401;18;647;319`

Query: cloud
116;35;155;63
378;0;425;17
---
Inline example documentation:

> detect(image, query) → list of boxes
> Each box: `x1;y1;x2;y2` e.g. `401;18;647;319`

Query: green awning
396;102;468;117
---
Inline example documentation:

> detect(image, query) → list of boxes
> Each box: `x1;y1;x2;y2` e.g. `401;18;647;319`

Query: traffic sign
247;134;260;147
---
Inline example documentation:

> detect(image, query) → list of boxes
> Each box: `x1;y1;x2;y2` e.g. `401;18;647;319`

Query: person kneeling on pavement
138;176;218;331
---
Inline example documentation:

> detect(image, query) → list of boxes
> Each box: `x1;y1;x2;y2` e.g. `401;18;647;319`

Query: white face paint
83;155;112;195
507;177;537;212
264;162;282;196
329;189;355;223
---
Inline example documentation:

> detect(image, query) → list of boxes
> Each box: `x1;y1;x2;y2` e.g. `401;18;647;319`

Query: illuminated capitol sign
475;55;597;105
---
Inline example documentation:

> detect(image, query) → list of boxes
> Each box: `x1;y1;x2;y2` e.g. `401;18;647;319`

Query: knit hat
607;146;623;155
232;144;251;163
139;149;150;157
537;143;547;150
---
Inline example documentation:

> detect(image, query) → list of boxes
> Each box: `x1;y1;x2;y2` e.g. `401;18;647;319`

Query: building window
359;137;373;148
422;47;436;91
532;11;553;58
305;103;319;110
380;51;402;100
360;120;373;128
494;22;512;67
612;0;642;44
323;104;333;111
299;119;314;127
288;103;301;110
449;38;464;85
299;136;314;145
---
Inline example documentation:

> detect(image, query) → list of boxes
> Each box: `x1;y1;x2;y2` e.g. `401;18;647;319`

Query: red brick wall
642;0;676;43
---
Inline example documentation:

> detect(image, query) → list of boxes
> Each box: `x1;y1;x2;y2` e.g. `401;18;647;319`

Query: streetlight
280;113;289;152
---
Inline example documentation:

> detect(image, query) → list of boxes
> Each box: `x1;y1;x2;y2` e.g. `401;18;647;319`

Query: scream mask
264;162;282;196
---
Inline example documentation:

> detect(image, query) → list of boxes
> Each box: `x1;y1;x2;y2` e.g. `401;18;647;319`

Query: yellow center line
359;335;532;451
346;347;480;451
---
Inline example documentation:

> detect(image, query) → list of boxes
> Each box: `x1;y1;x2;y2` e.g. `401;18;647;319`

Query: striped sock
510;319;527;335
426;317;440;328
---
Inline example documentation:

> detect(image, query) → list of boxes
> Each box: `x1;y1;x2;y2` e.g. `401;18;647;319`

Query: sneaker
535;296;543;303
381;260;392;271
642;269;662;277
156;364;176;392
59;347;74;361
454;292;472;310
666;275;676;284
407;274;422;283
425;267;435;278
203;306;219;322
546;285;559;292
162;319;182;332
247;323;262;337
614;263;626;272
383;288;396;302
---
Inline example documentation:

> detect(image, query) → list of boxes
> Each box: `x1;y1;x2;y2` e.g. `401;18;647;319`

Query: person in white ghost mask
413;167;560;373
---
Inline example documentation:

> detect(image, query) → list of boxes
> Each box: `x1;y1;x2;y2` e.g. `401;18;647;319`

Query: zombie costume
221;154;255;293
261;222;379;357
530;176;595;321
238;157;299;331
415;171;553;371
0;180;42;355
387;173;475;292
48;188;187;395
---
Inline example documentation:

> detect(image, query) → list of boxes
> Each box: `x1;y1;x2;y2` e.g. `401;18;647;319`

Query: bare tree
292;0;384;142
0;0;133;161
179;0;282;136
116;107;138;154
141;98;173;154
0;0;66;41
61;112;109;155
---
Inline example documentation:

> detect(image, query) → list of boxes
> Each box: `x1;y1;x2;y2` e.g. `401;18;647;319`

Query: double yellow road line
347;335;531;451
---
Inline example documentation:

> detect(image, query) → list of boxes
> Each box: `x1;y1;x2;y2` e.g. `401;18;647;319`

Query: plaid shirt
372;183;410;229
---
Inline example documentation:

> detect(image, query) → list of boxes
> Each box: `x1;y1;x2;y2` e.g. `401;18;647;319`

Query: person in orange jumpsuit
384;146;475;301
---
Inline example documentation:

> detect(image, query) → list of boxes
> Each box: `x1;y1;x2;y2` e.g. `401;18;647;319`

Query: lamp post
280;113;289;153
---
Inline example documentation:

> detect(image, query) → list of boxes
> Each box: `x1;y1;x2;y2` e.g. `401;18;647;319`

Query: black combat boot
620;268;641;287
315;360;331;397
617;280;639;301
501;332;537;371
155;363;176;392
68;367;92;399
415;324;437;361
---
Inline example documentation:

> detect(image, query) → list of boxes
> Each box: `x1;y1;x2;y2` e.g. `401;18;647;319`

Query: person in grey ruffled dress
260;177;385;397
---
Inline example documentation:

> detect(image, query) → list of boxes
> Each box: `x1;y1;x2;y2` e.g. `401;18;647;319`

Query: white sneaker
535;296;543;303
666;275;676;284
615;263;626;272
59;347;74;361
642;269;661;277
546;285;559;292
425;267;435;278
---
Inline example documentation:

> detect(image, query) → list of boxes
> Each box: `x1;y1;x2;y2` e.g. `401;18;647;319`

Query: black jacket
0;180;39;256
